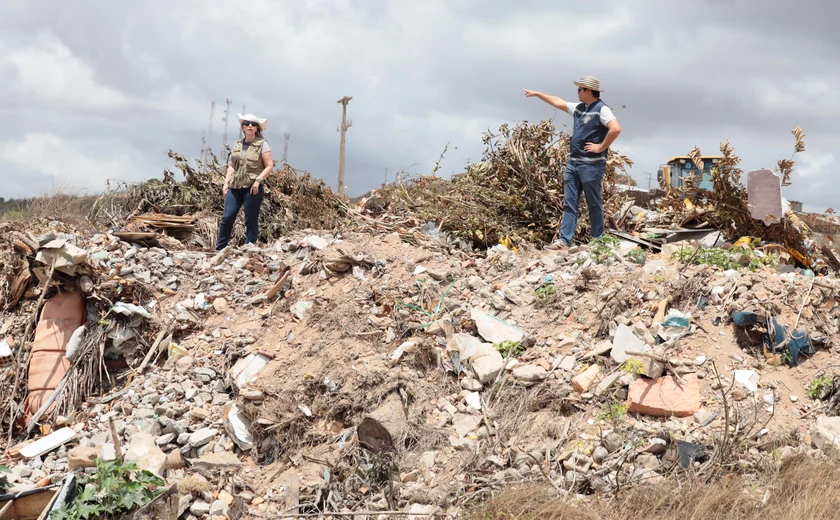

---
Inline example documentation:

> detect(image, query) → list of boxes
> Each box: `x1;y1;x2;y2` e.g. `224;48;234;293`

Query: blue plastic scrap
730;311;814;366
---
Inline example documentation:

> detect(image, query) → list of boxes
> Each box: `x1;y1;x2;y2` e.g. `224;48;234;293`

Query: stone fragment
189;428;219;448
611;324;646;364
512;365;548;385
67;447;99;469
571;365;601;394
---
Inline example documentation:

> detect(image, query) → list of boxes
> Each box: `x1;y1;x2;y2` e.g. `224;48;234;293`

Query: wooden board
0;489;57;520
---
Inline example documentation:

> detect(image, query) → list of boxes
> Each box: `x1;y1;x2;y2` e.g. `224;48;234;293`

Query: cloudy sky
1;0;837;211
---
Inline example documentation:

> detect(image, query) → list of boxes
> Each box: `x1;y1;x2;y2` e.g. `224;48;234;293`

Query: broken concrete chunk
124;432;167;477
611;324;646;364
594;372;621;397
303;235;329;250
67;446;100;469
471;307;530;345
471;346;506;384
572;365;602;394
190;451;242;474
452;414;482;438
629;356;665;379
810;416;840;452
189;427;219;448
627;374;701;417
229;353;270;389
512;365;548;385
292;301;314;320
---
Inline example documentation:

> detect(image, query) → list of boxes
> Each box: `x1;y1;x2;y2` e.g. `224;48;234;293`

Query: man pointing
524;76;622;249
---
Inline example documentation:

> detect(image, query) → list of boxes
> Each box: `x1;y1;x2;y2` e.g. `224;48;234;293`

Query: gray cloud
1;0;836;213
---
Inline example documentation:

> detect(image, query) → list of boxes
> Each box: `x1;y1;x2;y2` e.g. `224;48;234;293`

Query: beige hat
237;113;268;131
573;76;603;92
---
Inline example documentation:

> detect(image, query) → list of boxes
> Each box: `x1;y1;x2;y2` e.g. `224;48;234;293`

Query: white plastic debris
465;392;482;411
390;341;417;362
229;353;271;389
112;302;152;319
223;403;254;451
65;326;86;361
734;370;760;393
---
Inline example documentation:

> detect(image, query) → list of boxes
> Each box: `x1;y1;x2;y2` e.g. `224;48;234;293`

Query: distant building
788;200;803;212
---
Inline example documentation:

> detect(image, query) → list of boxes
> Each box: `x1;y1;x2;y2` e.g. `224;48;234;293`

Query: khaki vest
229;137;267;189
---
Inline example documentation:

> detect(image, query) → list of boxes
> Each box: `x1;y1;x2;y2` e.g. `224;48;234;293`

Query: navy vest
569;98;609;163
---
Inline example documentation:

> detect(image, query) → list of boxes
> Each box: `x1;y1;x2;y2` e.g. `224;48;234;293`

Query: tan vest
229;137;267;189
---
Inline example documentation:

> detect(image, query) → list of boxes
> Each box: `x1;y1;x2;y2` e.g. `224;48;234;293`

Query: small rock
156;433;176;446
603;432;623;453
190;451;242;473
190;500;211;516
593;446;609;463
175;356;194;374
67;447;99;470
790;395;799;402
512;365;548;384
189;428;219;448
571;365;601;393
209;499;229;516
213;298;229;313
460;377;483;391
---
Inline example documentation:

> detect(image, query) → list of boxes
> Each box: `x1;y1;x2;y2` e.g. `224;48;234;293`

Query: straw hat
237;113;268;131
573;76;603;92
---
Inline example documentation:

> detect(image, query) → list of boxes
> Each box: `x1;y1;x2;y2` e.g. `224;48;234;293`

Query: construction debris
2;124;840;518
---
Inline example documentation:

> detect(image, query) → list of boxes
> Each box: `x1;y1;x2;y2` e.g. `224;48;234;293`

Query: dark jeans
216;186;264;250
559;161;605;245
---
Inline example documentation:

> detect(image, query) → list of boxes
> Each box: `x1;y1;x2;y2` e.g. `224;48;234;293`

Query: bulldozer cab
657;156;723;192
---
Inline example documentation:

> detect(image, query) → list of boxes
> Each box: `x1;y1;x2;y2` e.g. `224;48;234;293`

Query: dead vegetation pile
470;454;840;520
90;150;350;248
361;120;634;248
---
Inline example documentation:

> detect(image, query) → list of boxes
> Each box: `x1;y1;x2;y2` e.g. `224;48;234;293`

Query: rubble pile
4;126;840;518
3;213;840;518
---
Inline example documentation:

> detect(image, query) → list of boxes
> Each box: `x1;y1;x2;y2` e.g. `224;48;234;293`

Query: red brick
627;374;700;417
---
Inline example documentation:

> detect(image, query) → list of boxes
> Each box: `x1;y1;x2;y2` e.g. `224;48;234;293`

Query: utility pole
239;104;246;139
283;133;291;165
221;99;232;149
383;167;388;188
336;96;353;194
645;172;653;191
203;101;215;163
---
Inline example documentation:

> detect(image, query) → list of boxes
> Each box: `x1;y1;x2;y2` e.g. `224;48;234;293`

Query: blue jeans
559;161;605;245
216;186;264;250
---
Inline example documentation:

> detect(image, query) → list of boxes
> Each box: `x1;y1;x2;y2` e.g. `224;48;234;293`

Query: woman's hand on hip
223;182;229;196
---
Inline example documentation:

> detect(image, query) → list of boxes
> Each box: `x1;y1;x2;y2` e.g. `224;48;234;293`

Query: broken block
572;365;601;394
627;374;701;417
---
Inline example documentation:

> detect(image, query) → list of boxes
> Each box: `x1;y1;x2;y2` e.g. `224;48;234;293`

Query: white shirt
566;102;616;126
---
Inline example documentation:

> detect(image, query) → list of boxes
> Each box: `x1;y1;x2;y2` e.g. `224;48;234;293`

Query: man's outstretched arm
523;89;571;113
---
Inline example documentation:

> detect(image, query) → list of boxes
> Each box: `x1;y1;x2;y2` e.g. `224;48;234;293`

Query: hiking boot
544;240;570;251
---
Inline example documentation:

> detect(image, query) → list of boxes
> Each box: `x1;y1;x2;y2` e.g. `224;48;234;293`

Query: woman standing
216;113;274;250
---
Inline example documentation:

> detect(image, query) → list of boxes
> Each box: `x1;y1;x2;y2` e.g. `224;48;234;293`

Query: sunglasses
242;121;259;127
577;87;587;92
